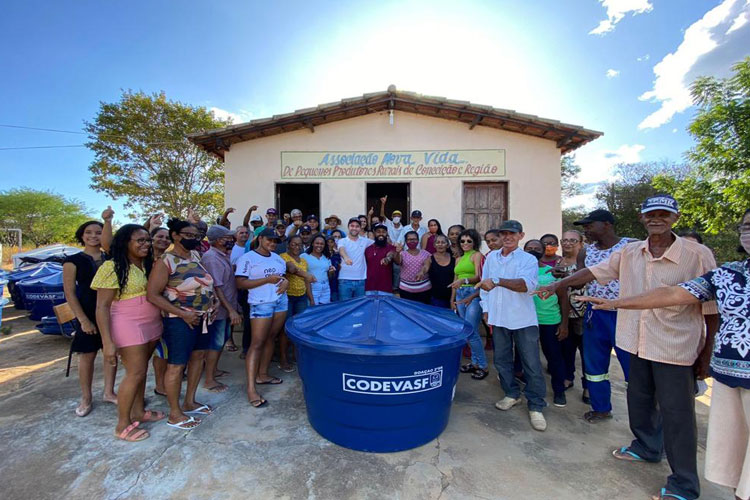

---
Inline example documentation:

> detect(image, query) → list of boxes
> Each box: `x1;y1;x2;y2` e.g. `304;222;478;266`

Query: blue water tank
17;271;65;321
8;263;63;309
286;292;471;453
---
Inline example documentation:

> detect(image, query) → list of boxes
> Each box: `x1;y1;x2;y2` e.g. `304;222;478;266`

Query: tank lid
285;292;472;355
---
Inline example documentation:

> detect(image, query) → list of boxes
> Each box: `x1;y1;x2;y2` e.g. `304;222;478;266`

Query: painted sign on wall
280;150;506;179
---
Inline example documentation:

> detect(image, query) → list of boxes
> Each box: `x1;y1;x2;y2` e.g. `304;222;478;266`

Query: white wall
224;111;562;241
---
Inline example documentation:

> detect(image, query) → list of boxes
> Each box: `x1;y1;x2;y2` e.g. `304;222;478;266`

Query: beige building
190;87;601;239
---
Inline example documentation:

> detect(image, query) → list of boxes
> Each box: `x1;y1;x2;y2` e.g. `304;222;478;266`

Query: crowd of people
59;193;750;500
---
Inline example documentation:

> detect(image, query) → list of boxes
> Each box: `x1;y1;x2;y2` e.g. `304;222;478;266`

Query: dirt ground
0;300;734;500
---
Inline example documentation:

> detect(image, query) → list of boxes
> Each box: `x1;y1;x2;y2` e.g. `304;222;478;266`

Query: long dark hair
306;234;331;258
75;220;104;245
427;219;444;236
111;224;152;291
458;229;481;253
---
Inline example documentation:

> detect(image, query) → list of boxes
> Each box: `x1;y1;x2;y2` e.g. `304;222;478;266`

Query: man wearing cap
249;214;264;234
539;209;635;422
274;221;288;254
397;209;427;244
305;215;321;236
201;225;242;393
337;217;375;299
254;208;279;237
476;220;549;432
299;225;313;252
365;224;398;293
379;195;406;244
542;195;718;499
285;209;304;238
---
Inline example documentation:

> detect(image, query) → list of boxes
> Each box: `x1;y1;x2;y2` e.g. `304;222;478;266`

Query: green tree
85;90;230;220
653;57;750;233
0;188;91;247
561;154;581;197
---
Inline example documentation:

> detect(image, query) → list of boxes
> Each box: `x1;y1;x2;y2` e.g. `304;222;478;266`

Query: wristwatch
491;278;500;287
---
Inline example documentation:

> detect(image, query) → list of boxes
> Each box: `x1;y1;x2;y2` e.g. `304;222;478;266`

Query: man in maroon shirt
365;224;398;293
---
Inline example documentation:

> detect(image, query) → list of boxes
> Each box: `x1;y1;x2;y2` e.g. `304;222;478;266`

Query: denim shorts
207;318;232;351
250;294;289;319
161;316;212;365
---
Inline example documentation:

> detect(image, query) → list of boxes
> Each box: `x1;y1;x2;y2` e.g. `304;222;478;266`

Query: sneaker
529;411;547;431
553;393;567;408
494;397;520;411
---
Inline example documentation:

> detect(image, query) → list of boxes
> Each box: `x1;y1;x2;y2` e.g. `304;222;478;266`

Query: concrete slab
0;305;734;499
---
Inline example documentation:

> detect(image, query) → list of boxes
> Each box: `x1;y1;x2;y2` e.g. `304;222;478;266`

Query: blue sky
2;0;749;220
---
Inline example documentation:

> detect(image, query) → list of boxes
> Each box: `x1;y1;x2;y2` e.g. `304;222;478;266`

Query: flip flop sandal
612;446;645;462
166;416;201;430
460;363;476;373
652;488;688;500
205;383;229;393
185;404;213;416
471;368;489;380
277;364;296;373
215;369;230;378
256;377;283;385
115;421;149;442
153;389;167;397
138;410;166;422
249;398;267;408
75;403;92;417
584;410;613;423
225;344;239;352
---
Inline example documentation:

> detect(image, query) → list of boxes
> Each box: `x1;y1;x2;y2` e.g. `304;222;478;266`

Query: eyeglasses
179;231;199;238
132;237;152;245
560;239;580;244
738;223;750;234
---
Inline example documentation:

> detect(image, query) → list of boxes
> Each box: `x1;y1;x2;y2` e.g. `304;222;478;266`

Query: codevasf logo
342;367;443;395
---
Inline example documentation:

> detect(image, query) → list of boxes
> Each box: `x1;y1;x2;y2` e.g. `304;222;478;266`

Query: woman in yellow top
91;224;164;442
280;235;315;372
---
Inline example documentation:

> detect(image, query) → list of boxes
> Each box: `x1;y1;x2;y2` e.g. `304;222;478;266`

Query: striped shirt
589;235;718;365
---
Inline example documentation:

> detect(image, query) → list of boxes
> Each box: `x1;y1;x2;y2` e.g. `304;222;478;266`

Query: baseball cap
392;210;402;216
300;225;312;233
266;208;278;215
257;228;281;241
290;208;302;217
275;220;286;228
498;220;523;233
306;214;318;222
641;195;679;214
250;214;263;223
347;217;361;226
372;224;388;232
573;209;615;226
411;210;422;218
206;225;236;242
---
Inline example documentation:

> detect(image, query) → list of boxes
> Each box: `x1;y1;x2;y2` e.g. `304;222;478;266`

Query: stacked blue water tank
17;271;66;320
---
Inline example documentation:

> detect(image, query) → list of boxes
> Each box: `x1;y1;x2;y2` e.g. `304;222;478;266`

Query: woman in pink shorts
92;224;164;442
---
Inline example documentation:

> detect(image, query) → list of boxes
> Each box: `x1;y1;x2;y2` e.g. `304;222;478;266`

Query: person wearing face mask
541;195;719;500
365;224;398;293
578;209;750;500
147;218;217;430
540;234;562;268
379;195;405;244
200;225;242;393
524;239;570;408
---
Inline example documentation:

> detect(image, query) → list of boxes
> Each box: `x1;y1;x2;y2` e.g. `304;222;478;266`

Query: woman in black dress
62;220;118;417
428;235;455;308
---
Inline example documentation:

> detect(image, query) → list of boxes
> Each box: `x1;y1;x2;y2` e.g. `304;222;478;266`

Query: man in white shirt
397;210;427;244
337;217;374;299
230;225;250;267
476;219;548;431
285;208;304;238
379;195;406;244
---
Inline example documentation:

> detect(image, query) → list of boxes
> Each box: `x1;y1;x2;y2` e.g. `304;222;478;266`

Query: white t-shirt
235;250;287;304
229;244;246;267
337;236;374;280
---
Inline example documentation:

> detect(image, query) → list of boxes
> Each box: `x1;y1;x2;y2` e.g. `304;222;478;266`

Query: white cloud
672;128;678;133
564;143;646;208
209;106;253;124
637;54;650;62
590;0;654;35
638;0;750;130
606;68;620;78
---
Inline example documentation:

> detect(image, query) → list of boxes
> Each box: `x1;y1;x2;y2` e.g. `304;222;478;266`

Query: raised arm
242;205;258;227
379;196;388;221
100;206;114;253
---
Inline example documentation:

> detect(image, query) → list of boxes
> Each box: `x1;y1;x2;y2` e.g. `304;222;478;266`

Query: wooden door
462;182;508;235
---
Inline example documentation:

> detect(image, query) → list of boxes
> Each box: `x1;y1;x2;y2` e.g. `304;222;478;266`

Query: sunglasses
460;239;473;244
180;231;199;238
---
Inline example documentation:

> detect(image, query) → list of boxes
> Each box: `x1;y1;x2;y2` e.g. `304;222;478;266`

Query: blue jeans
207;318;232;351
583;306;630;412
338;279;365;300
493;325;547;411
538;323;567;395
455;287;487;369
288;294;309;316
